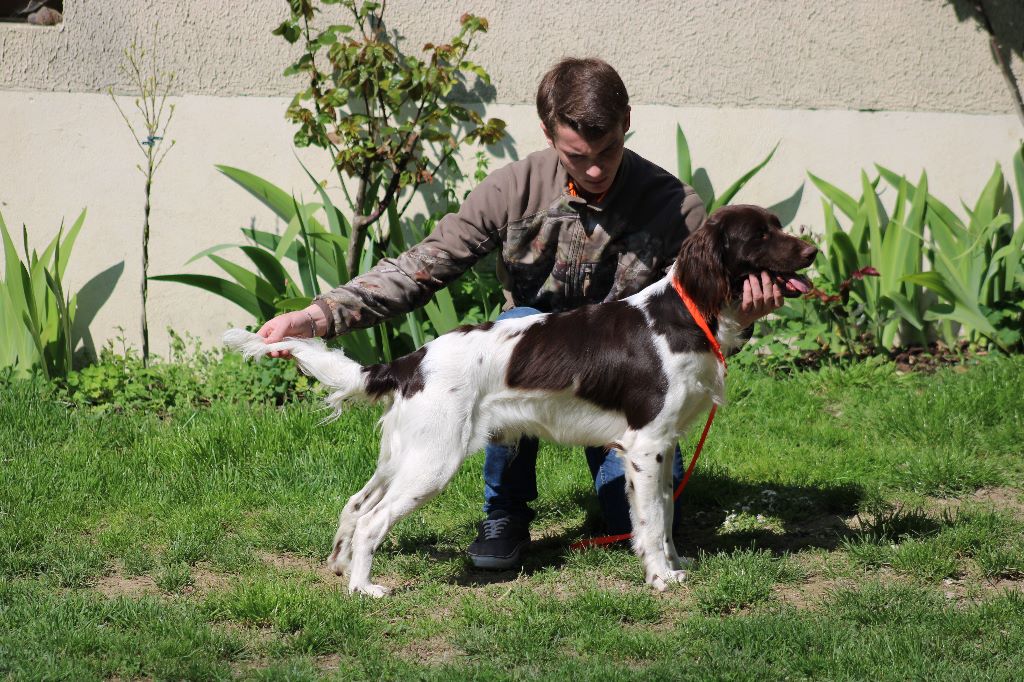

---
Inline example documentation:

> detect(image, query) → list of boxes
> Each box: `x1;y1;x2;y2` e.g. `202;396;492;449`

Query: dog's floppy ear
675;212;729;317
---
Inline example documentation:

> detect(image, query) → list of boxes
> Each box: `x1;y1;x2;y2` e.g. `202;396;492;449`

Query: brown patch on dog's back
363;346;428;399
506;301;667;430
642;286;717;354
452;321;495;334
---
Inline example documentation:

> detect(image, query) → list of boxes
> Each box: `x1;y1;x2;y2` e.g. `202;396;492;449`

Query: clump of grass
690;547;804;614
155;562;193;593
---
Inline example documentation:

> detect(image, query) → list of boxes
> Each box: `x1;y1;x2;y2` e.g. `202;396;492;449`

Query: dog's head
674;204;817;316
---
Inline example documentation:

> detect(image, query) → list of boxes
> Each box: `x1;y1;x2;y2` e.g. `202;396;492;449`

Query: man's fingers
759;272;773;307
743;274;762;312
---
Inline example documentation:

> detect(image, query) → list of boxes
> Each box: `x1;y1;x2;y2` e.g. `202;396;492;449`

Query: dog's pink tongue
783;275;811;294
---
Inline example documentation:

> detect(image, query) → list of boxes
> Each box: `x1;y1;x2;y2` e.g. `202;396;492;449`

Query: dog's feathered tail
222;329;369;416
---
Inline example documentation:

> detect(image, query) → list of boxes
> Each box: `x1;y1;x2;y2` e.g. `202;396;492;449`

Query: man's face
544;114;630;197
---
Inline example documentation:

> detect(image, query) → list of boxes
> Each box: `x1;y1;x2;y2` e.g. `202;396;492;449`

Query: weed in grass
155;561;194;593
826;580;943;626
894;448;1004;494
889;538;960;581
842;535;895;571
690;547;804;614
201;575;377;657
855;501;940;540
0;579;246;679
975;544;1024;579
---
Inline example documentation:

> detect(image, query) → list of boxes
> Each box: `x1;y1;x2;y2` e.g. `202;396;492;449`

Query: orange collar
671;277;726;367
567;179;608;205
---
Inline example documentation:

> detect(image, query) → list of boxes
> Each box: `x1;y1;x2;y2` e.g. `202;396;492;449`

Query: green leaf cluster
56;330;312;414
746;143;1024;364
802;166;930;351
153;164;502;364
0;210;86;379
894;146;1024;350
675;124;780;215
275;0;506;275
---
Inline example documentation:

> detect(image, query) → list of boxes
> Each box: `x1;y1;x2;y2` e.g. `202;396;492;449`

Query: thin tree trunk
346;178;369;277
141;156;152;367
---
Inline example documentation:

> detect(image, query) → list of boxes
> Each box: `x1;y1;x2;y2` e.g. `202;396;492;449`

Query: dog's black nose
800;243;818;263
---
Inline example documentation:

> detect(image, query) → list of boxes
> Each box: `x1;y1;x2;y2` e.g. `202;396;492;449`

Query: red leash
570;278;725;551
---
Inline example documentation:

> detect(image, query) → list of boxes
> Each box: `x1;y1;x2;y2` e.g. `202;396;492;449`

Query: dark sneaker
467;510;530;569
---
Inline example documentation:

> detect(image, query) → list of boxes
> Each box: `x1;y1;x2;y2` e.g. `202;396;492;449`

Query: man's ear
623;107;631;135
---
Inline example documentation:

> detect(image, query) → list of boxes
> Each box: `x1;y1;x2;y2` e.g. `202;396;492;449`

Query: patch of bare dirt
774;577;856;609
179;564;233;596
908;487;1024;520
396;635;464;666
257;551;349;588
92;567;160;599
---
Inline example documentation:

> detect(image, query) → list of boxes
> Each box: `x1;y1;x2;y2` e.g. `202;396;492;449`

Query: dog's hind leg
344;447;466;597
623;439;686;591
327;471;389;577
327;412;400;577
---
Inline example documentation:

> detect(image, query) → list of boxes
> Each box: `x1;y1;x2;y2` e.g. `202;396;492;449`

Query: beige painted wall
2;1;1022;356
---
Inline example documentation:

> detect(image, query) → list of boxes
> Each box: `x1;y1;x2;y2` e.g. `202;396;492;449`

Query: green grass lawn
2;356;1023;680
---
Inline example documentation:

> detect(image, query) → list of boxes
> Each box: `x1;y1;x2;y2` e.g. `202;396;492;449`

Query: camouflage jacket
315;147;707;336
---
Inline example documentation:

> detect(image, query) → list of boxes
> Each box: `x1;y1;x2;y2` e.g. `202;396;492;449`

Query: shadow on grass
394;472;871;588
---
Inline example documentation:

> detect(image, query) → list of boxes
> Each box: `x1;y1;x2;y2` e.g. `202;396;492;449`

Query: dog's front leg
623;443;688;591
658;445;691;577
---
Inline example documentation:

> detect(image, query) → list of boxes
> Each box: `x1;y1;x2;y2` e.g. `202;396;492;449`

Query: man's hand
737;271;784;328
256;305;328;359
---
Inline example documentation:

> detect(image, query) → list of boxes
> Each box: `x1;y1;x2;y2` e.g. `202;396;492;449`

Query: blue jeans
482;307;686;535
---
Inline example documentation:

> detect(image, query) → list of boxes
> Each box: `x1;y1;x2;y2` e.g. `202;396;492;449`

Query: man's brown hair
536;58;629;140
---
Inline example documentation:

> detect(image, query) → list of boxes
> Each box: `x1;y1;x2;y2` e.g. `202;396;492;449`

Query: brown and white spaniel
224;204;816;596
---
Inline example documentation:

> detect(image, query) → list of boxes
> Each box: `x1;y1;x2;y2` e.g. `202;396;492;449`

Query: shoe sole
468;542;527;570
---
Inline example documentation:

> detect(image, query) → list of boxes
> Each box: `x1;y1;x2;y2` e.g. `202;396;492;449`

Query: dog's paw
326;549;350;576
647;569;688;592
350;583;391;598
649;575;669;592
664;569;689;584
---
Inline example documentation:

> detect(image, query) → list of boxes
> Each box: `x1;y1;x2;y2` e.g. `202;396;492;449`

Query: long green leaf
1013;142;1024;212
239;245;290;294
274;214;304;261
208;254;280;305
676;124;693;185
711;143;778;211
829;231;859;283
968;163;1003;236
149;273;267;319
1;212;28;309
296;156;350;283
882;292;924;331
293;195;320;297
423;287;460;335
44;268;72;376
217;165;298;223
274;296;313;312
808;172;859;220
185;242;243;265
52;209;85;281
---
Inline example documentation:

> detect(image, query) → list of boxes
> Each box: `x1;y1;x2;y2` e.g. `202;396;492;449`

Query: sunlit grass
1;356;1023;679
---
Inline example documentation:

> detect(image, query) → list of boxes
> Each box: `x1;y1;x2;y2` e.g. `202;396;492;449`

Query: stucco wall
2;1;1022;357
3;0;1022;113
